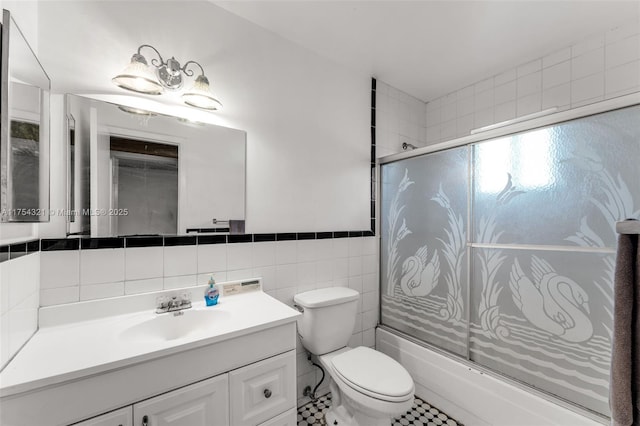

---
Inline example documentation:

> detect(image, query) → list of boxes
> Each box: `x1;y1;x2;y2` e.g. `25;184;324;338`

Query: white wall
34;0;371;236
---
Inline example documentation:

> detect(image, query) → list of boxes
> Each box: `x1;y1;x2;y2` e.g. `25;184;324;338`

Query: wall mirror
0;9;51;222
65;94;246;237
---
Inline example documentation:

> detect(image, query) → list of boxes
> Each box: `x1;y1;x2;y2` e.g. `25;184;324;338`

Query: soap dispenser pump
205;276;219;306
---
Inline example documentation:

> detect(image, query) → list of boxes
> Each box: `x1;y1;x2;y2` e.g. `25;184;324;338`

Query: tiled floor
297;393;463;426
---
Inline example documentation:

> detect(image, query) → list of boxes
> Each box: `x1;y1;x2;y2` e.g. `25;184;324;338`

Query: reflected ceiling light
112;44;222;111
117;105;157;117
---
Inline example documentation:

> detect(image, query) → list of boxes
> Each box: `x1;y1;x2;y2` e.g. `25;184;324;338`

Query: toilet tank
294;287;360;355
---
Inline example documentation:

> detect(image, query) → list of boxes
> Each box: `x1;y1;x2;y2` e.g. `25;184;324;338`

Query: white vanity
0;282;300;426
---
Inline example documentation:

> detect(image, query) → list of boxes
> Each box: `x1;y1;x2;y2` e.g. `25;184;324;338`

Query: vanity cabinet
133;374;229;426
73;375;229;426
71;352;295;426
1;321;299;426
74;407;132;426
229;351;296;426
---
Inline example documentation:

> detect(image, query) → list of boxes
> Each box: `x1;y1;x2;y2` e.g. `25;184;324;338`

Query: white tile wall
1;252;39;370
163;245;197;277
424;20;640;145
125;247;163;281
40;250;79;289
375;81;427;157
79;248;125;286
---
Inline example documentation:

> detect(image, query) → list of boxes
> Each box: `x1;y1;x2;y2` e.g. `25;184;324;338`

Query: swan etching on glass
400;245;440;297
509;256;593;343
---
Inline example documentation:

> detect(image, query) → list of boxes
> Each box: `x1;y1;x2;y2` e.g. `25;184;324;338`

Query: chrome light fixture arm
137;44;166;69
181;60;206;78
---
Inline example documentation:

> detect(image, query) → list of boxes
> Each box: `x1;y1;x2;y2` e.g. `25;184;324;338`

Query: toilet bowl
293;287;415;426
319;346;414;426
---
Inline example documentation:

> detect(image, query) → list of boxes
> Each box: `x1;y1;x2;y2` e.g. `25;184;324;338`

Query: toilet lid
330;347;414;399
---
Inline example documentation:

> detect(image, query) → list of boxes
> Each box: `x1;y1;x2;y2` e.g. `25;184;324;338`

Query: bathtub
376;327;605;426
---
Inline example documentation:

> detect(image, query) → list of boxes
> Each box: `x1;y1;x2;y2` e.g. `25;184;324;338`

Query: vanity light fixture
112;44;222;111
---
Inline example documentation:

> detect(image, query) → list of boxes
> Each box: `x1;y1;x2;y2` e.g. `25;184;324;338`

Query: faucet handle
156;295;168;308
180;292;192;308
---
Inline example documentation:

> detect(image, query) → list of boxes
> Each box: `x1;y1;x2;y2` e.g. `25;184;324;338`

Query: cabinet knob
264;388;272;398
142;415;149;426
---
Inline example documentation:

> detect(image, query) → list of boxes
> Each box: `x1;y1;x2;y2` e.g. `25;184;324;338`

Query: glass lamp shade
181;75;222;110
112;54;164;95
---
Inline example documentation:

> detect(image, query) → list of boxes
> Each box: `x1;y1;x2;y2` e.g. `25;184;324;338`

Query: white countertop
0;288;300;398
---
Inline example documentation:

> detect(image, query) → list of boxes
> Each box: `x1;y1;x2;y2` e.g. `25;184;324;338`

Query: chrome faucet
156;292;192;314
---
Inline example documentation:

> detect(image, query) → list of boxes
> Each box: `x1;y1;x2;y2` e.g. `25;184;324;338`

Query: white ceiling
214;1;640;102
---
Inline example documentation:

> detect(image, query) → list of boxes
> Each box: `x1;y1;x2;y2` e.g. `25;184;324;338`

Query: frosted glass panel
380;147;469;356
379;104;639;417
473;105;640;248
470;248;614;416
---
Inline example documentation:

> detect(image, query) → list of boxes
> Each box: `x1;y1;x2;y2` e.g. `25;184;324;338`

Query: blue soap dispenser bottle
205;276;219;306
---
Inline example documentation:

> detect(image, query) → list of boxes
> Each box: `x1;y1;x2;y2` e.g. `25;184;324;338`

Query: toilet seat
330;347;414;403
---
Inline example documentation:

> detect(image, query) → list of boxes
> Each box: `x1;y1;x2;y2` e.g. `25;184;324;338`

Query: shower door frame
377;92;640;423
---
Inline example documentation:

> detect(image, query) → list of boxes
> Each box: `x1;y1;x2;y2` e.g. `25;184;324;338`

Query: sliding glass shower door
380;104;640;417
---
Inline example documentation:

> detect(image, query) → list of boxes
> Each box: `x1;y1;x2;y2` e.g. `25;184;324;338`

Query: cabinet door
73;407;132;426
258;408;297;426
133;374;228;426
229;350;296;426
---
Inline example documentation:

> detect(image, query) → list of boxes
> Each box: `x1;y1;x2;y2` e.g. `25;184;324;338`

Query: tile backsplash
0;252;39;369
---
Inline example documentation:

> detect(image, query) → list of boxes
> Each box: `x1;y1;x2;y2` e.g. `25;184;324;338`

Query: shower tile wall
425;20;640;145
376;82;427;157
38;236;379;406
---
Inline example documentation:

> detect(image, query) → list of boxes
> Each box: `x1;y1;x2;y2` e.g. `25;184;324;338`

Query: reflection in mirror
0;9;51;222
65;94;246;237
111;138;178;235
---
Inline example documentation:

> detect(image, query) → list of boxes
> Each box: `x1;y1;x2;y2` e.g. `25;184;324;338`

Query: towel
611;231;640;426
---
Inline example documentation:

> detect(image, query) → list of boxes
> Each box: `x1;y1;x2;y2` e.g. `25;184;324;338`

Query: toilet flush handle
293;304;304;313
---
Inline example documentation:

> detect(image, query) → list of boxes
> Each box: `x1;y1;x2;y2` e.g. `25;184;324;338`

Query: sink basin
120;309;230;342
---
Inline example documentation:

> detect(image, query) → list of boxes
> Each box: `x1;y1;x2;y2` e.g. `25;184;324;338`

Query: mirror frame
0;9;51;223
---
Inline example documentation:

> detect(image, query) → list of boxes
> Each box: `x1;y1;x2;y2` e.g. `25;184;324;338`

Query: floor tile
297;393;463;426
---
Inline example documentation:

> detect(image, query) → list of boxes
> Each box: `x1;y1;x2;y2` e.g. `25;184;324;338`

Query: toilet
294;287;414;426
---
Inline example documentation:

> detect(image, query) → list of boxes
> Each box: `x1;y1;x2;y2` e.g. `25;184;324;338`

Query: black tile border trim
81;237;124;250
125;236;164;248
0;77;378;260
0;238;40;261
0;245;8;262
9;243;27;260
228;234;252;244
370;77;376;235
164;236;197;247
1;230;378;261
197;235;227;245
253;233;276;242
41;238;79;251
